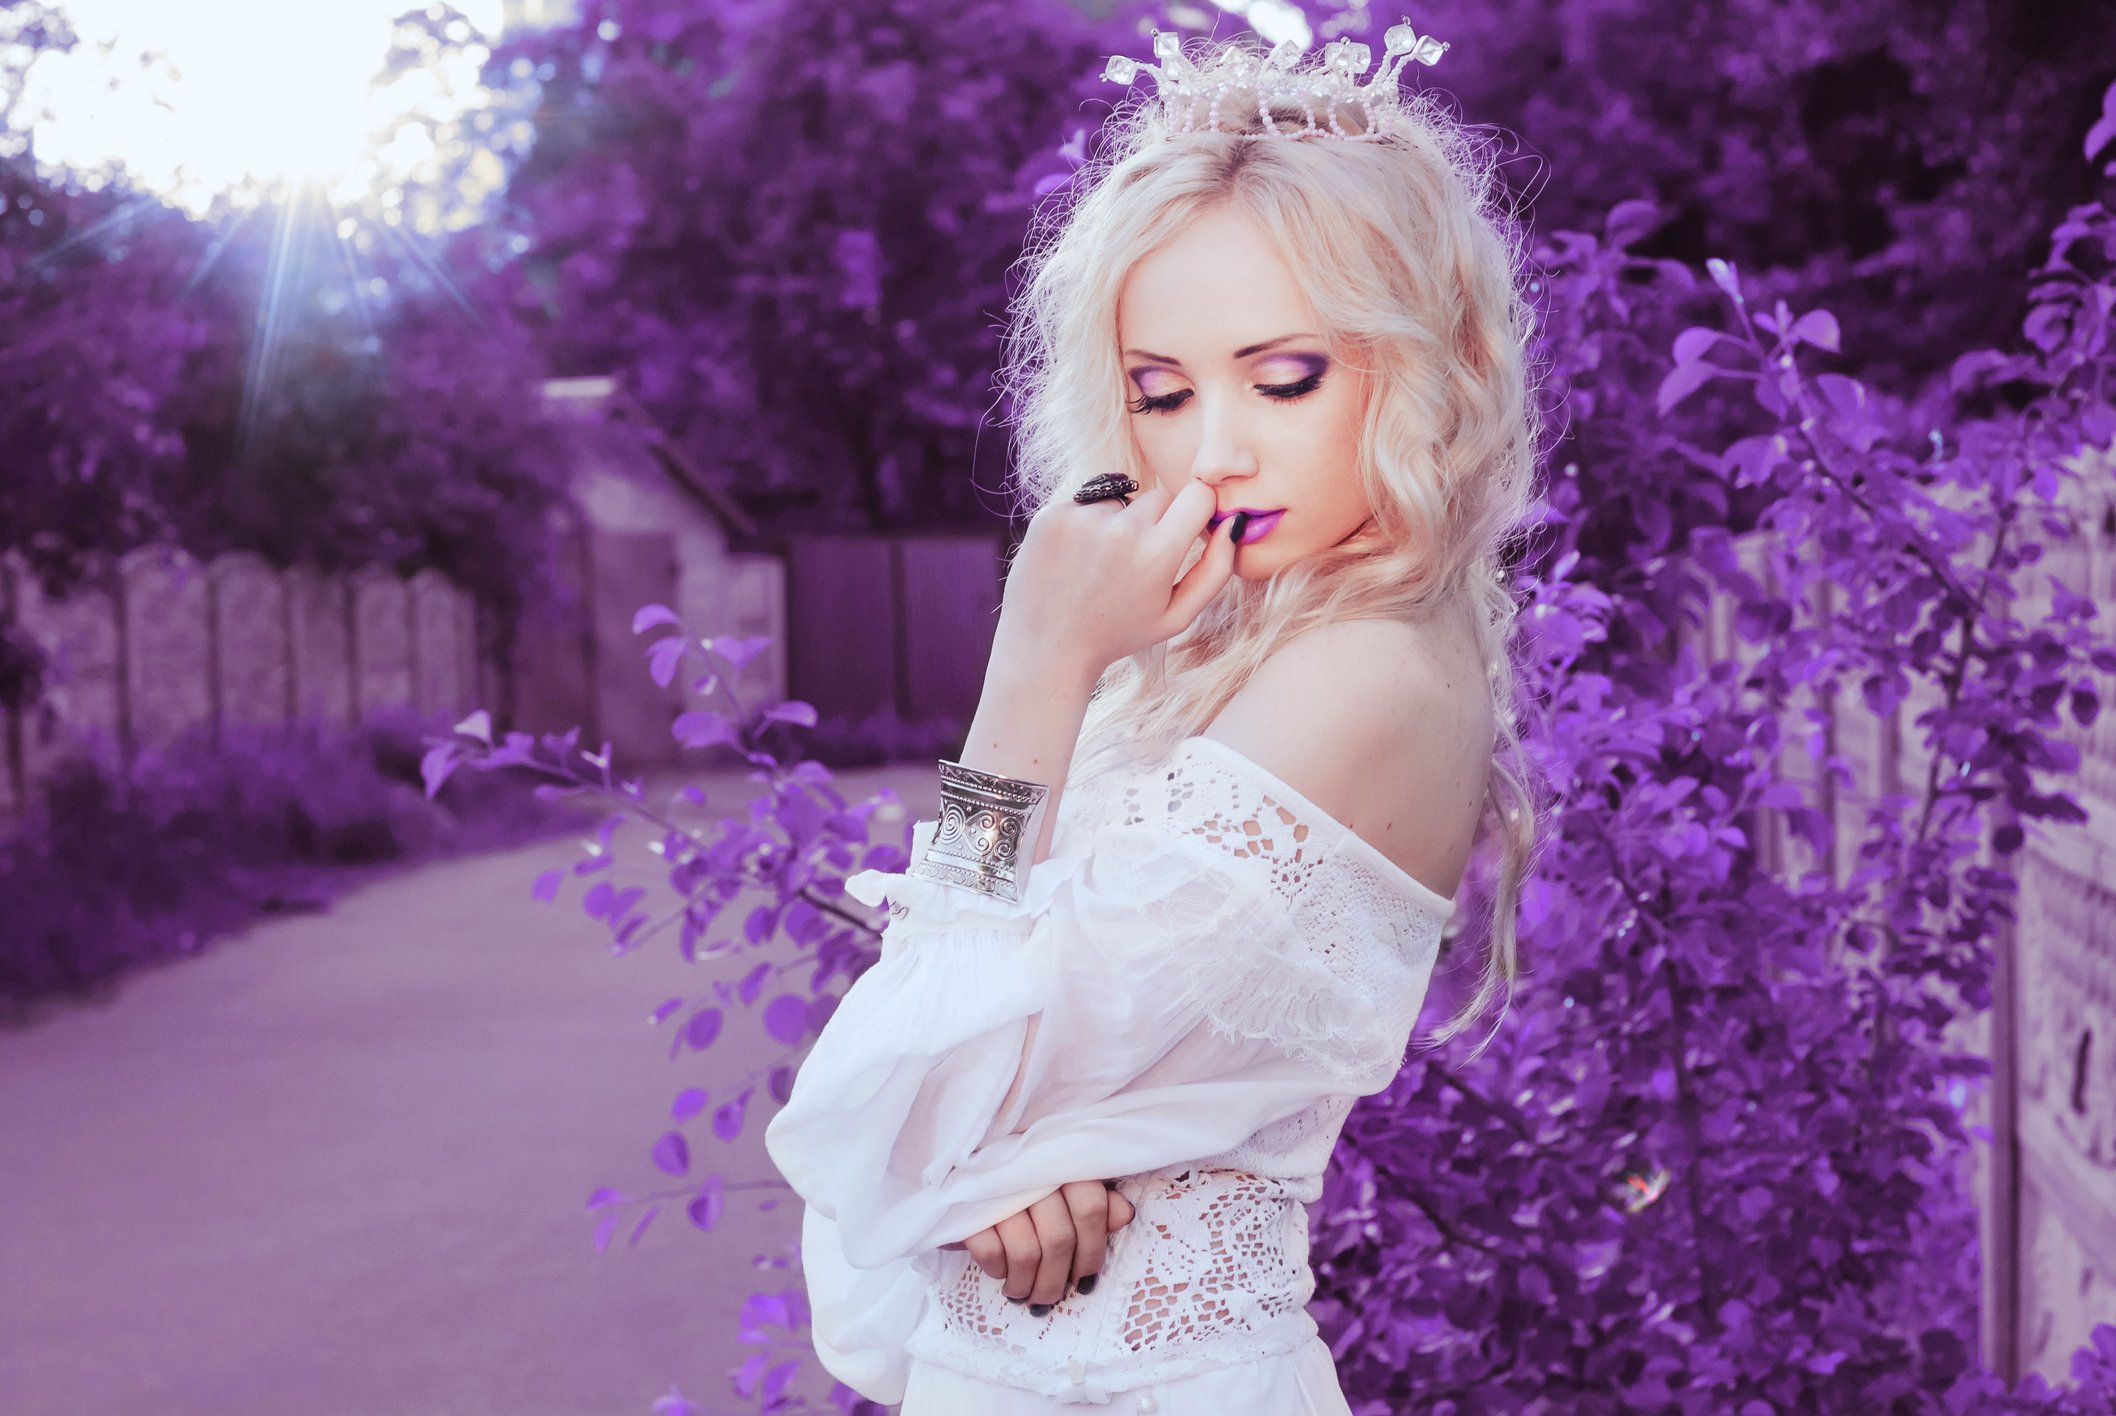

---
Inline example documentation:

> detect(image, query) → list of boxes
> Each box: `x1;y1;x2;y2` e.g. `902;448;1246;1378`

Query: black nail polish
1230;511;1250;543
1029;1303;1052;1316
1007;1294;1027;1304
1076;1274;1098;1295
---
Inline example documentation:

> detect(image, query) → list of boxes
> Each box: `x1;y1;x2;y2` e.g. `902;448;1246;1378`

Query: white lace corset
900;736;1451;1402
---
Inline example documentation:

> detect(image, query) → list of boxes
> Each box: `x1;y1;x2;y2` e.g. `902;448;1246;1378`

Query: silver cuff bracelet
908;759;1054;906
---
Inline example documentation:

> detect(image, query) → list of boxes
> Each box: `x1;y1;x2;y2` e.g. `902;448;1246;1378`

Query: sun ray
373;213;486;328
235;185;312;470
24;193;164;269
177;204;256;302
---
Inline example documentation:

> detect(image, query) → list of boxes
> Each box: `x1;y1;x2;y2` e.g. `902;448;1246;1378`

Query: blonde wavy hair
993;31;1555;1054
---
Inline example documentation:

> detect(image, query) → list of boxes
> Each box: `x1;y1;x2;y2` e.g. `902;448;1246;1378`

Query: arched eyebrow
1122;332;1319;369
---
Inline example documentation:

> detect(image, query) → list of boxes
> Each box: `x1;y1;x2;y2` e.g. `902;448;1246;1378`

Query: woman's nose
1188;411;1258;486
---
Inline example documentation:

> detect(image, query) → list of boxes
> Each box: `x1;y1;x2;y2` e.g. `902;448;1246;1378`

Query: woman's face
1115;204;1373;580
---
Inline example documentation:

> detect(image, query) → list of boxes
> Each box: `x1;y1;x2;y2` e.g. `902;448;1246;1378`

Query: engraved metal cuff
907;759;1054;907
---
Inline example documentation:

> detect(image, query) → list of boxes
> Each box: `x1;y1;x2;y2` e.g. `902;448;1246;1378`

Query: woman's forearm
954;626;1101;867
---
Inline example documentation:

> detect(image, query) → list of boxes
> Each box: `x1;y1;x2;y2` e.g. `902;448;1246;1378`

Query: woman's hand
994;479;1240;681
938;1179;1138;1308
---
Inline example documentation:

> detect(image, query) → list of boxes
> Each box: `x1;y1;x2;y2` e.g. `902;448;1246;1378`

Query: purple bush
0;711;579;1009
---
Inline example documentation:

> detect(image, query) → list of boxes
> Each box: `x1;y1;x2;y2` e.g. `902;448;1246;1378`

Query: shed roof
541;376;762;543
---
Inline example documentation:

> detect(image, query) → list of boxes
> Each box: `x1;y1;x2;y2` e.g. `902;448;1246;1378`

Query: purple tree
467;0;1141;528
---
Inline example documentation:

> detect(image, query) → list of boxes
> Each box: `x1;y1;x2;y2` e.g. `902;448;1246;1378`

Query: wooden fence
501;519;1002;768
1680;439;2116;1386
0;546;484;822
781;531;1007;733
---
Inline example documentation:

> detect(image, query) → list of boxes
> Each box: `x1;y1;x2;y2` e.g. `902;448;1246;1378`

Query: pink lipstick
1217;508;1285;545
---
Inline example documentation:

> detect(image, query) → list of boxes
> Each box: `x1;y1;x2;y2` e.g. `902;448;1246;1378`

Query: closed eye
1127;369;1326;416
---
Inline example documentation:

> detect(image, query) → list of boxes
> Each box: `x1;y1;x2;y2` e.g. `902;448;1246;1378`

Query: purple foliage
0;712;580;1006
467;0;1138;529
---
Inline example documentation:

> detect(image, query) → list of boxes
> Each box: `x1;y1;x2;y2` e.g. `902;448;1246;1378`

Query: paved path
1;761;936;1416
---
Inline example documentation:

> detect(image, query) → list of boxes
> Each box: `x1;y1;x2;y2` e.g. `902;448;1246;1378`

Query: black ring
1073;473;1140;506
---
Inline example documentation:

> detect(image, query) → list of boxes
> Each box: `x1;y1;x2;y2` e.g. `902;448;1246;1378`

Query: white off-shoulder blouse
761;734;1455;1409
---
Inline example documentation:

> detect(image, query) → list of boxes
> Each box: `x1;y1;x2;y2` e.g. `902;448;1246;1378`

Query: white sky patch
9;0;1308;216
12;0;509;214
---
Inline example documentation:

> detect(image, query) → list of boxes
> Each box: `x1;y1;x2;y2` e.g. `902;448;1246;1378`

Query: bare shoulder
1199;607;1494;899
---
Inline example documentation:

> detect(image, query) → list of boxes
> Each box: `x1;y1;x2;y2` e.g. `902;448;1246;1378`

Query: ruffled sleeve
760;737;1449;1404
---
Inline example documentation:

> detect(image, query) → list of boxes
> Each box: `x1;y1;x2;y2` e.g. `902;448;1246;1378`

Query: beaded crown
1101;18;1450;142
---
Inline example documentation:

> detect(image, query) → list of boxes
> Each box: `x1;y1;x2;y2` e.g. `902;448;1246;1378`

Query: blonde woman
765;24;1547;1415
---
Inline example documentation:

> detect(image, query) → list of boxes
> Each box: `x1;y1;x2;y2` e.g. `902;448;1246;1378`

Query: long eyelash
1125;371;1326;416
1262;371;1325;400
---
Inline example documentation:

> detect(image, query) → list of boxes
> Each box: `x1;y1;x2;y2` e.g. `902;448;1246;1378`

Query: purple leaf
645;634;687;688
649;997;684;1025
1750;371;1787;419
592;1213;618;1253
712;1090;750;1142
1791;309;1840;353
1814;372;1868;419
757;699;817;728
782;901;821;944
626;1204;662;1248
685;1008;723;1051
419;743;459;800
686;1187;725;1232
732;1350;766;1400
702;634;771;670
672;711;739;749
1671;326;1724;366
761;1358;801;1404
583;879;616;919
1602;197;1660;250
2088;95;2116;163
763;993;810;1047
744;903;782;944
742;1291;793;1332
738;961;772;1005
631;603;681;635
585;1186;623;1212
671;1087;711;1121
1656;361;1716;417
651;1131;690;1176
531;869;563;903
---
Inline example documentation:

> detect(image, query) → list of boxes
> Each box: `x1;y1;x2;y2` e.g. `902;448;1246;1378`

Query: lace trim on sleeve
1098;738;1448;1090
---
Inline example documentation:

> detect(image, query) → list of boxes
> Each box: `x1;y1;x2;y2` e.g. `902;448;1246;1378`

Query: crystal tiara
1101;19;1451;142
